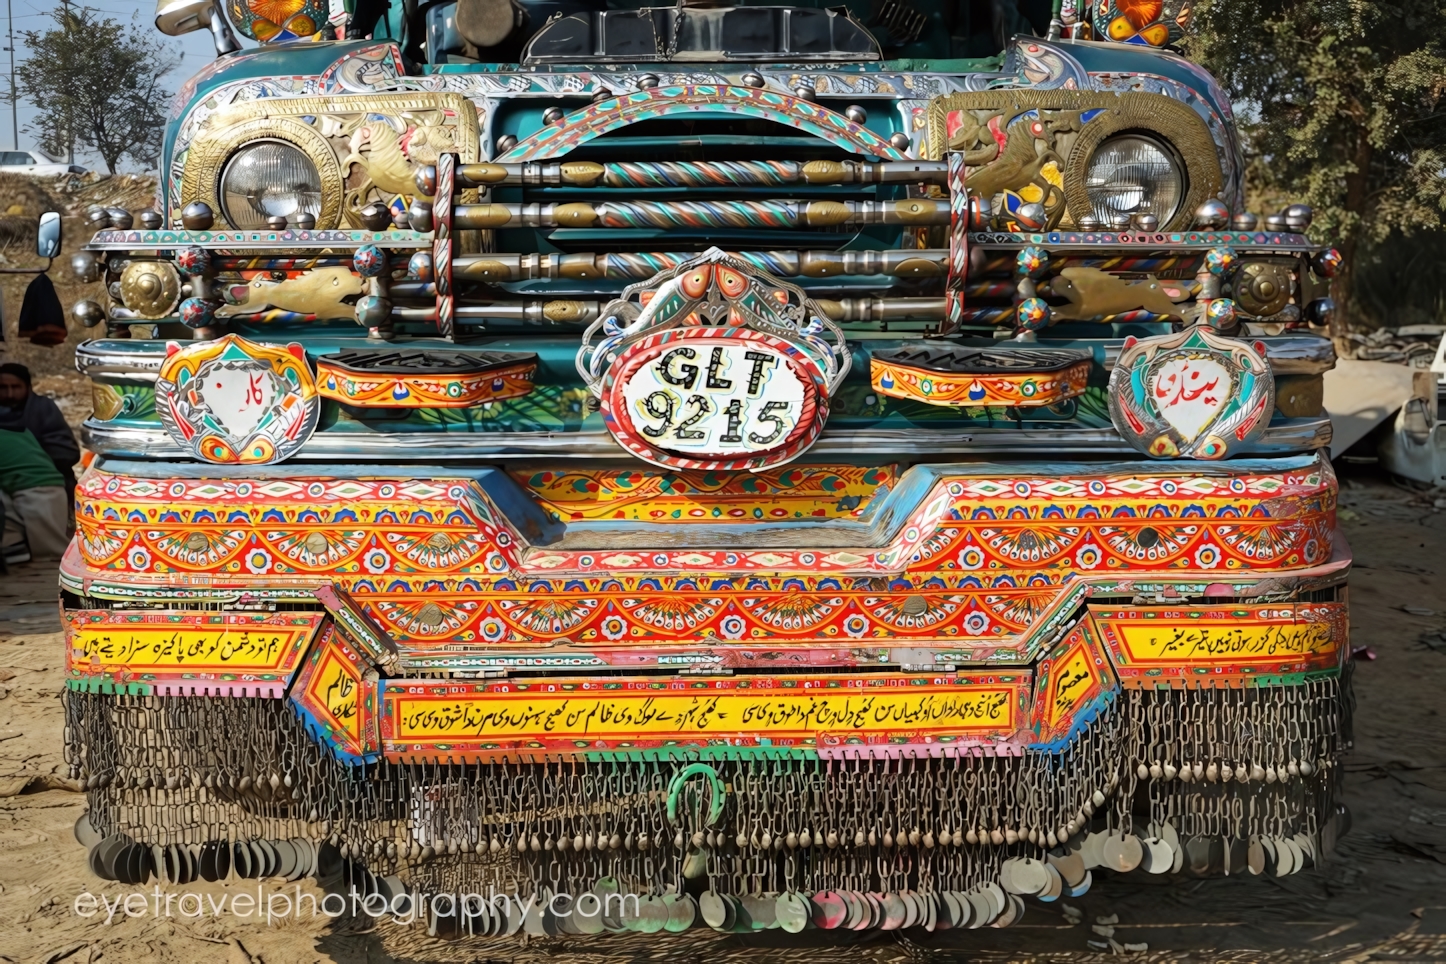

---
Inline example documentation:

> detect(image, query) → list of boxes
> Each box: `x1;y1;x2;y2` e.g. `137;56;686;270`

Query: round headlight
1084;135;1184;227
219;141;322;229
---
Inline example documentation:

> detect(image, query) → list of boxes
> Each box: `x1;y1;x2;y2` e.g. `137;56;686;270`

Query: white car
0;150;86;176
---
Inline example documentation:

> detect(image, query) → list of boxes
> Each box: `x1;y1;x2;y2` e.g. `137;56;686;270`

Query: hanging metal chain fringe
63;672;1352;932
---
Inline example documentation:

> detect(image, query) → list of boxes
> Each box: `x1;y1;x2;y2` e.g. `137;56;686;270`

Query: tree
16;5;179;173
1186;0;1446;328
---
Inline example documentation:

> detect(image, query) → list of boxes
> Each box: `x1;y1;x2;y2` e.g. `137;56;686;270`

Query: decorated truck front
62;0;1349;936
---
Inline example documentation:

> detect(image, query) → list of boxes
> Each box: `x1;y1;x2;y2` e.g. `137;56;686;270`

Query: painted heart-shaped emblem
197;362;279;442
1148;354;1232;442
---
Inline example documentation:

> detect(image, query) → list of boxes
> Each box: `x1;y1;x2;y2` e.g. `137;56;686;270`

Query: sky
4;0;241;170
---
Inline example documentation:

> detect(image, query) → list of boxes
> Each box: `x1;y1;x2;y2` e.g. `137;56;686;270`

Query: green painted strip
66;678;153;696
582;746;817;763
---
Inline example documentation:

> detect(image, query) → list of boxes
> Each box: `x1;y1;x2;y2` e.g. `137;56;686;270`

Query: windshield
392;0;1051;66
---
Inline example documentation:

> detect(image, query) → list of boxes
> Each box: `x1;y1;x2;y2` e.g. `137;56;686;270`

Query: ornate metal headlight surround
1082;134;1185;227
175;93;481;231
926;91;1222;232
183;117;344;230
219;140;324;230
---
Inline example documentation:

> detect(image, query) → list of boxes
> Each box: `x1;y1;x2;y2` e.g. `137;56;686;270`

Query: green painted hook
666;762;726;827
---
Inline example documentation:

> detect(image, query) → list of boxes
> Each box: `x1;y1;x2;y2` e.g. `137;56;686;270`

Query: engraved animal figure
954;107;1080;224
945;108;1007;165
342;121;418;223
1049;267;1190;321
217;266;365;319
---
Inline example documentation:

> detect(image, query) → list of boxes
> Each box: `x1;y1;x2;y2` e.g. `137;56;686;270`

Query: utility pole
58;0;74;163
6;0;15;151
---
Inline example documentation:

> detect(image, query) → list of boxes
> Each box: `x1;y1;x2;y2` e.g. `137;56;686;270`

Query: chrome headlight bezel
1083;133;1186;228
218;139;325;231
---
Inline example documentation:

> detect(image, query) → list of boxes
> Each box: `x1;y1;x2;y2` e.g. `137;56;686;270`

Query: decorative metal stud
72;299;105;328
71;251;101;283
1305;297;1335;326
845;105;867;124
408;200;434;233
407;252;433;282
352;245;388;278
1312;248;1342;278
358;203;392;232
1193;199;1229;229
1284;203;1313;231
181;201;214;231
1016;202;1047;230
741;72;765;88
889;132;911;152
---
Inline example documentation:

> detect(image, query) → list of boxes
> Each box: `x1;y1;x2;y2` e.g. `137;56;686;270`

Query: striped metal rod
945;151;968;336
452;249;948;283
389;301;602;325
453;159;949;189
453;199;948;231
434;153;456;340
813;297;947;322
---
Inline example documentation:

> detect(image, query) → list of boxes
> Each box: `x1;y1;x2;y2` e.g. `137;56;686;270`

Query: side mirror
37;211;61;260
155;0;240;55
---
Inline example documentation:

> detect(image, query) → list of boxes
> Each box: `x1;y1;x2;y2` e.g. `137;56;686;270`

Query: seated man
0;363;80;499
0;425;69;563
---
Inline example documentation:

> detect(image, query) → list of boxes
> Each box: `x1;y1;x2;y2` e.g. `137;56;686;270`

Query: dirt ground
0;468;1442;964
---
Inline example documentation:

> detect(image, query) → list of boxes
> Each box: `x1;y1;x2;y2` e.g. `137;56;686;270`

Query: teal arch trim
496;85;907;162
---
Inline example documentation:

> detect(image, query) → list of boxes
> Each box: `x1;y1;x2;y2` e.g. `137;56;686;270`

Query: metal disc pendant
1064;869;1093;897
664;893;696;932
966;889;992;927
1007;857;1049;895
983;882;1008;919
696;896;728;930
638;894;669;933
776;892;809;933
574;892;606;934
1185;835;1216;876
992;893;1023;928
812;891;847;929
1225;836;1249;875
74;814;101;848
743;893;776;930
922;891;939;931
1275;837;1300;876
1247;836;1266;875
1102;833;1143;872
1142;837;1173;875
943;890;969;928
1049;847;1088;886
